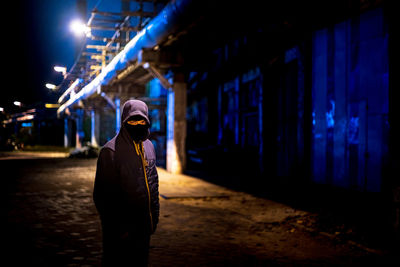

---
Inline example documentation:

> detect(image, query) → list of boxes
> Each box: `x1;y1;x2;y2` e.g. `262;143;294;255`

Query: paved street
3;152;397;266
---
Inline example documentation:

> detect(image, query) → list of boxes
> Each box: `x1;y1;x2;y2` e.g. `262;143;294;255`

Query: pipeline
58;0;197;115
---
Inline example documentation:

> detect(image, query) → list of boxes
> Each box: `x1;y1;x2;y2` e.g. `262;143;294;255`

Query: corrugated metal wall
312;8;389;192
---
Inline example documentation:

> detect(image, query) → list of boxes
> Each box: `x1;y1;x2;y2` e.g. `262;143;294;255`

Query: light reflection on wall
311;7;389;192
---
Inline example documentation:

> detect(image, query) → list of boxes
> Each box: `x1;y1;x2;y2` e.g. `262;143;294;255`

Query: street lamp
46;83;57;90
14;101;22;107
0;107;4;112
70;19;91;37
54;66;67;76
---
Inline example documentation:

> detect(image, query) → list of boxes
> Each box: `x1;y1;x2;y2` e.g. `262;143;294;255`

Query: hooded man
93;99;160;266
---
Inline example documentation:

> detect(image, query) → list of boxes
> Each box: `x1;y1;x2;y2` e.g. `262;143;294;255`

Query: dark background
1;0;79;111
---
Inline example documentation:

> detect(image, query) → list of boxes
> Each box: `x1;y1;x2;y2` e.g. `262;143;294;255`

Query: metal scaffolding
57;0;169;113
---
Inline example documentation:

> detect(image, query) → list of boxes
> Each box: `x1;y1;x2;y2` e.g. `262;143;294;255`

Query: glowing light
17;115;34;121
115;98;121;134
46;83;57;90
54;66;67;75
0;107;3;112
14;101;21;107
45;103;60;108
70;19;91;37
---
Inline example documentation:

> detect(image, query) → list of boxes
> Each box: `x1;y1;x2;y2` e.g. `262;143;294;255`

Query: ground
3;151;398;266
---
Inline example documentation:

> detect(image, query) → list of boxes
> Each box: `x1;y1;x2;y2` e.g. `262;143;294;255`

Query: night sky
1;0;106;112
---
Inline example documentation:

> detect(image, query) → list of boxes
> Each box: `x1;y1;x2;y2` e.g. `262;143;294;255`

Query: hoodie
93;100;160;245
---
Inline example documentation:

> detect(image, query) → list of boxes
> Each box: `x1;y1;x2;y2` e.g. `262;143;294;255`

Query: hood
120;99;151;141
121;99;150;125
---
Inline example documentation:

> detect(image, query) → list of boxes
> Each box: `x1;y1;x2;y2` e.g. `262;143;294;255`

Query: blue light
312;112;316;125
311;7;388;192
115;98;121;134
348;117;359;145
326;100;335;128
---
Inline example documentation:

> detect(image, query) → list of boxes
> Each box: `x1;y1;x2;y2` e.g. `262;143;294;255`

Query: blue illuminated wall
147;78;167;133
146;78;168;167
312;8;389;192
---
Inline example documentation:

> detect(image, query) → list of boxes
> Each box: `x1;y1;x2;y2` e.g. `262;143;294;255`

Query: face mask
126;124;148;141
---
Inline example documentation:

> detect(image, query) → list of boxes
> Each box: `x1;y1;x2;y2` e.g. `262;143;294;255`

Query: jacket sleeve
147;144;160;234
93;148;118;218
150;166;159;234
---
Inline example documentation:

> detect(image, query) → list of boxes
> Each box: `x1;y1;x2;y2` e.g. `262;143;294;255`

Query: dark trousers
102;229;150;267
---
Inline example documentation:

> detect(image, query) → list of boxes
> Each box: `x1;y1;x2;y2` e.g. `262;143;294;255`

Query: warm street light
45;103;60;108
54;66;67;75
70;19;91;37
46;83;57;90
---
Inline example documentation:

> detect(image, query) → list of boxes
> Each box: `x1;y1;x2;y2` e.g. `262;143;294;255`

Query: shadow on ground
184;166;399;259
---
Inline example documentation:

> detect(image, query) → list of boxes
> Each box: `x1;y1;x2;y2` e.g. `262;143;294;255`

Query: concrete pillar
75;109;84;148
166;73;187;174
64;118;69;147
115;98;121;134
90;110;100;147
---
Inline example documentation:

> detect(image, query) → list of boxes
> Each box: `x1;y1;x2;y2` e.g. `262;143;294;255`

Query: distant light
14;101;21;107
143;62;150;69
0;107;3;112
70;19;91;37
45;103;60;108
17;114;34;121
46;83;57;90
22;122;32;127
54;66;67;75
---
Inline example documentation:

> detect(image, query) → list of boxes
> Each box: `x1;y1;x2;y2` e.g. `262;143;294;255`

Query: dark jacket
93;100;160;264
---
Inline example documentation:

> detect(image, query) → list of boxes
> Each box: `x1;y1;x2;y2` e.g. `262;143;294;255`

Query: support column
115;98;121;134
75;109;84;148
64;118;69;147
166;73;187;174
90;110;100;147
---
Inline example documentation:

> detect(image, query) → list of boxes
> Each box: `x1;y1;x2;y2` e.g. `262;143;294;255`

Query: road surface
3;152;396;266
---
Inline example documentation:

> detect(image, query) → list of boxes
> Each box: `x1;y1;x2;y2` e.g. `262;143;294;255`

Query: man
93;99;160;266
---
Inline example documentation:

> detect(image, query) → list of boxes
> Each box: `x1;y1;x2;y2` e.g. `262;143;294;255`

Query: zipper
134;140;154;233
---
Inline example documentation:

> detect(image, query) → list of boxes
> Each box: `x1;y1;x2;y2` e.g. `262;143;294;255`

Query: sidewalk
0;150;69;160
151;168;394;266
4;156;397;266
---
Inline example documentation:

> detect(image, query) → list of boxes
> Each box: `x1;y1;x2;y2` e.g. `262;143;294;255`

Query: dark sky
1;0;123;113
1;0;84;111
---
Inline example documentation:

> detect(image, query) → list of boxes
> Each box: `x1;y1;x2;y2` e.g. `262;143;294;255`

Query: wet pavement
3;152;398;266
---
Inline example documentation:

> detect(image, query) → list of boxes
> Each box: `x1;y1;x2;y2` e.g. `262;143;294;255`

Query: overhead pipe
58;0;198;115
58;78;83;103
